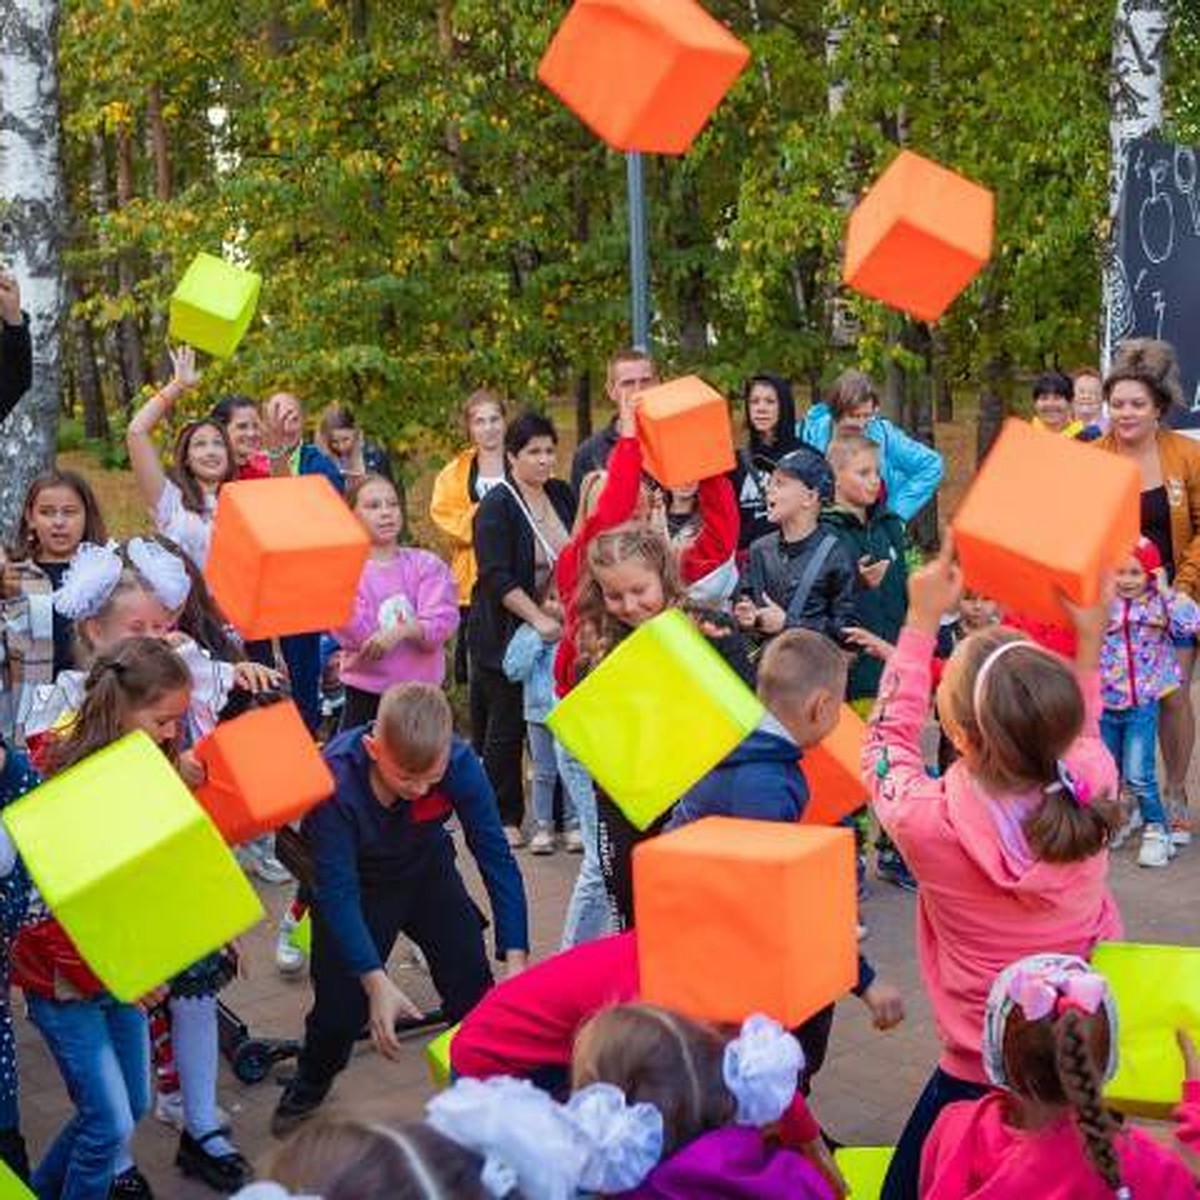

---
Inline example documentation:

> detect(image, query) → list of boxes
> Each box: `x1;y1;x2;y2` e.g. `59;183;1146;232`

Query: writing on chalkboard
1114;137;1200;415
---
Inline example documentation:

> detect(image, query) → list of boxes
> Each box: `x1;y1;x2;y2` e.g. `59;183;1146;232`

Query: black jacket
469;479;577;668
745;525;857;646
0;315;32;425
570;419;620;494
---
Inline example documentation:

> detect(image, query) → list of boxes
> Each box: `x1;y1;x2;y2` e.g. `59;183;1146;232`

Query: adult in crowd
729;373;803;553
570;349;658;492
0;273;32;424
1098;338;1200;845
800;369;944;523
430;390;507;690
470;412;576;845
261;391;345;733
316;403;394;488
211;394;270;479
1029;370;1081;437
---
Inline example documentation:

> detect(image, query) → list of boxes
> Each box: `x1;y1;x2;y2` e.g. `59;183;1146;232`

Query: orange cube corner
636;375;734;488
801;706;869;827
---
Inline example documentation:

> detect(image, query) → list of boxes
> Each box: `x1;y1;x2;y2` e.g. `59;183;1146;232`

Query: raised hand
907;532;963;635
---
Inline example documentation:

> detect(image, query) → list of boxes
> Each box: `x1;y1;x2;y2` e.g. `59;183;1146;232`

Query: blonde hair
462;389;506;432
572;469;609;534
825;432;879;473
376;683;453;772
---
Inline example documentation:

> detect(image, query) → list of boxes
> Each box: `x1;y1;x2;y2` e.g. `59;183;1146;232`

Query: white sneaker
275;917;307;975
1137;824;1172;868
155;1089;229;1130
1110;808;1144;850
563;828;585;854
529;828;556;856
1169;804;1193;847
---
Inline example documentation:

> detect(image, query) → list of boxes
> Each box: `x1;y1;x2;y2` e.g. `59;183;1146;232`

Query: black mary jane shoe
176;1128;251;1194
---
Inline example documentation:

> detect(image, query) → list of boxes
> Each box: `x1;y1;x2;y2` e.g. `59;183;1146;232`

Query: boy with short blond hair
273;682;529;1135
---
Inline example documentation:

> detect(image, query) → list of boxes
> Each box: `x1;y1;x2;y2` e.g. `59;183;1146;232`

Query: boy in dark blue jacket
273;683;529;1134
667;630;903;1081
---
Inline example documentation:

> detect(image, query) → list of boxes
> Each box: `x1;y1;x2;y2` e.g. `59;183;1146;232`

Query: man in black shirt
0;273;31;425
569;348;658;492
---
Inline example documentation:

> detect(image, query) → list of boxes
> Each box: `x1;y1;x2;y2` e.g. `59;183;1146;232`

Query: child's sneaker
1109;807;1144;850
1137;824;1173;868
275;915;307;975
244;838;292;885
529;827;556;855
876;847;918;893
155;1088;231;1131
1168;804;1193;847
563;827;585;854
109;1166;155;1197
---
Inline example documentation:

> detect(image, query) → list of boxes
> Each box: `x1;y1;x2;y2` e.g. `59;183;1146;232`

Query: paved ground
14;781;1200;1195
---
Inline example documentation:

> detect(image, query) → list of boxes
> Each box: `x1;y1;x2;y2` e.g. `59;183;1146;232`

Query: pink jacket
921;1085;1200;1198
334;549;459;693
863;628;1122;1083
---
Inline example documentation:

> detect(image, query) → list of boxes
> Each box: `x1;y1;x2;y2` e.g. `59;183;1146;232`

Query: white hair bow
127;537;191;611
52;541;124;620
722;1014;806;1126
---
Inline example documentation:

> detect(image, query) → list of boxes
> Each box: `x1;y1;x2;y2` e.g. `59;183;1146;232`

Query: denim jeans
1100;701;1166;827
556;740;614;948
28;995;150;1200
528;722;576;831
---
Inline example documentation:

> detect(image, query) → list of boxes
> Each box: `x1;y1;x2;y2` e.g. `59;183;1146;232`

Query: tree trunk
1104;1;1169;367
145;83;173;380
574;371;593;445
0;0;67;540
114;123;146;404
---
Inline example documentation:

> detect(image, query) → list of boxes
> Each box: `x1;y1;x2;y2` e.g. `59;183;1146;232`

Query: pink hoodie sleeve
1066;667;1120;800
332;567;378;652
863;627;951;845
412;551;461;648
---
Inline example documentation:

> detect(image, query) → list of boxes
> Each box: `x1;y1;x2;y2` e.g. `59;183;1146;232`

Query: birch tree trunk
1105;0;1169;367
0;0;66;540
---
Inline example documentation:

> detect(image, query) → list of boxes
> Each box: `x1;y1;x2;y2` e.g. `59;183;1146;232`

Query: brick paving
13;780;1200;1195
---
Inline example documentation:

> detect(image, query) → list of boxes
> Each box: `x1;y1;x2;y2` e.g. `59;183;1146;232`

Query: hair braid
1054;1010;1125;1195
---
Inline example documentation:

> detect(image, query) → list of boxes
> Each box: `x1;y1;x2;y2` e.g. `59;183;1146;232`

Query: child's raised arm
126;345;200;511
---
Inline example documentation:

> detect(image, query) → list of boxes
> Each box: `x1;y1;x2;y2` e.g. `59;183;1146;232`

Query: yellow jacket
429;448;480;605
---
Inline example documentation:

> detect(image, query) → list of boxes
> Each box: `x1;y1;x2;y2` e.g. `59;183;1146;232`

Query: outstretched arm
127;345;199;509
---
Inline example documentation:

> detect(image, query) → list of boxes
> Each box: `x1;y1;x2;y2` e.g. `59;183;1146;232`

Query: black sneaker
176;1129;251;1193
109;1166;155;1198
271;1077;330;1138
876;848;918;893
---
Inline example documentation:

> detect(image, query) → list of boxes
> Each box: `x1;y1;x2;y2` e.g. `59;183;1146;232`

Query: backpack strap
784;533;839;625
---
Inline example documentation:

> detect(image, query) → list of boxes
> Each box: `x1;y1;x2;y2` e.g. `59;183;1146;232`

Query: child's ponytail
1054;1010;1129;1198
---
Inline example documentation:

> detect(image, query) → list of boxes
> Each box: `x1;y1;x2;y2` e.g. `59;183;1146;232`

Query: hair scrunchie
722;1013;806;1126
52;541;123;620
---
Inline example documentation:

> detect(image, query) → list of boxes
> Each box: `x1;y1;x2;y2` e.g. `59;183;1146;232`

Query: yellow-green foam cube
546;609;764;830
288;911;312;957
1093;941;1200;1112
169;252;262;358
425;1022;460;1088
3;731;263;1002
833;1146;894;1199
0;1157;34;1197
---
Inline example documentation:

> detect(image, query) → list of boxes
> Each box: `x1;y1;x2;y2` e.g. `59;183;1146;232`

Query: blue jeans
1100;702;1166;826
28;995;150;1200
556;740;614;948
528;722;576;832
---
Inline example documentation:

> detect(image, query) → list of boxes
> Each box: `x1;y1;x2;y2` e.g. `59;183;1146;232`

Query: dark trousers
339;685;381;733
454;606;471;687
881;1067;988;1200
245;634;322;733
468;661;526;830
296;853;493;1090
596;792;668;930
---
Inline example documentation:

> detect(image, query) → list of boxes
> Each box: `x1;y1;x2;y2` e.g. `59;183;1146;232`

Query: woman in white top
127;346;234;568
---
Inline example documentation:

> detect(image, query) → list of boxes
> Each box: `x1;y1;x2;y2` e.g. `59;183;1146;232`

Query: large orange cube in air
801;706;869;827
636;375;735;488
193;701;334;845
843;150;994;322
634;818;857;1026
953;420;1140;626
537;0;750;155
205;476;370;640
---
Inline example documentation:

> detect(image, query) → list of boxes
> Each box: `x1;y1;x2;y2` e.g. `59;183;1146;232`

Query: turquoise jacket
799;405;944;522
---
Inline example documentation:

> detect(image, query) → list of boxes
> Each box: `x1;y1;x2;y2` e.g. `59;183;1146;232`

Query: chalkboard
1111;137;1200;423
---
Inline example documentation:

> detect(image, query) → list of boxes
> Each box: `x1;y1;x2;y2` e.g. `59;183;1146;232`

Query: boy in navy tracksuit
667;630;904;1083
273;683;529;1134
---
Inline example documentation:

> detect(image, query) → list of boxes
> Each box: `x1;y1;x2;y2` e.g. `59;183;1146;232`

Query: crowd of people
0;262;1199;1199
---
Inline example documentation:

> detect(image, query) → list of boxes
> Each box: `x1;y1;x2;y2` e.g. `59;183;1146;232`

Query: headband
971;638;1033;720
982;953;1119;1090
52;541;124;619
126;537;191;611
722;1013;806;1126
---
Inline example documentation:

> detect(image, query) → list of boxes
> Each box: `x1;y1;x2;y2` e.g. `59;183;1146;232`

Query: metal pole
626;150;650;351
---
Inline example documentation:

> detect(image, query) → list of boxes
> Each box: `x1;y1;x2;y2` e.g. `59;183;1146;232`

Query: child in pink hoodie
863;536;1123;1200
922;952;1200;1198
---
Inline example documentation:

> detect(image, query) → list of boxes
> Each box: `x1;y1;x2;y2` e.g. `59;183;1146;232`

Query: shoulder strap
785;534;839;624
500;480;558;566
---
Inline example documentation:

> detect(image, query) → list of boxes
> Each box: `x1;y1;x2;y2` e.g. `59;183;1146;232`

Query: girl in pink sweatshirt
334;474;459;730
922;952;1200;1198
863;536;1123;1200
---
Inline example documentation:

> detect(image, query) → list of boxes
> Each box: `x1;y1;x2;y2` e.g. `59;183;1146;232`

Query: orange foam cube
537;0;750;155
843;150;994;322
634;817;857;1026
193;701;334;845
801;706;869;827
952;420;1140;626
205;476;370;639
636;375;735;488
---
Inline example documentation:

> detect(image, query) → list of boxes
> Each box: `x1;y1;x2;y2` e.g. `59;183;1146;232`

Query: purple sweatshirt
617;1127;833;1200
334;549;459;693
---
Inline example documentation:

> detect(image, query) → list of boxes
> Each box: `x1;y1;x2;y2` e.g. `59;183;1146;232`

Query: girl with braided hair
921;953;1200;1198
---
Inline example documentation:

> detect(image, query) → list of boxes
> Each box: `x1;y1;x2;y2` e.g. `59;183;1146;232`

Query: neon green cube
833;1147;894;1199
0;1157;34;1197
288;910;312;957
546;609;764;830
425;1022;460;1088
3;731;263;1002
169;252;262;358
1093;941;1200;1111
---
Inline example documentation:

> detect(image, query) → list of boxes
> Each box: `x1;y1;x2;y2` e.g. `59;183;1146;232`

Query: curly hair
1103;338;1184;414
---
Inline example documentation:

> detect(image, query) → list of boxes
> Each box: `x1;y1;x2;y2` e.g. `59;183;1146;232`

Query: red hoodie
922;1086;1200;1198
